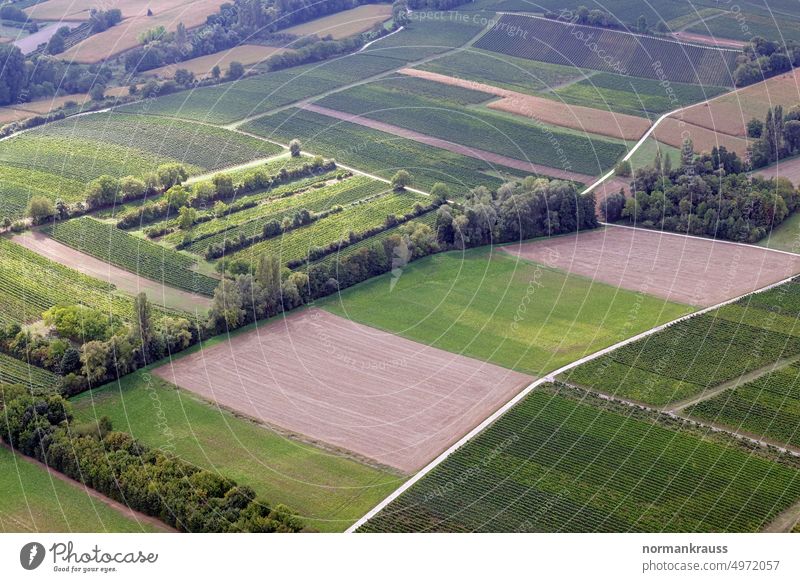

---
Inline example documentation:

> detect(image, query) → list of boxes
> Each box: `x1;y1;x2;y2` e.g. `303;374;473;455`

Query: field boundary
345;268;800;532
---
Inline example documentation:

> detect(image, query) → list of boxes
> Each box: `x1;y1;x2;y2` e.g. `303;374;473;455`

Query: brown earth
501;225;800;307
153;309;532;473
282;4;392;40
302;103;600;185
400;68;651;142
754;155;800;185
675;69;800;138
0;442;174;533
671;31;747;49
11;231;211;314
146;45;293;79
653;116;750;157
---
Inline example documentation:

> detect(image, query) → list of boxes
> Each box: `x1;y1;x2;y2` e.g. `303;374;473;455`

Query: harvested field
755;155;800;185
25;0;197;21
61;0;228;63
282;4;392;39
654;117;750;157
11;231;211;314
676;70;800;138
501;225;800;307
0;94;90;126
302;103;598;185
671;31;747;49
153;309;532;473
400;68;650;141
146;45;293;79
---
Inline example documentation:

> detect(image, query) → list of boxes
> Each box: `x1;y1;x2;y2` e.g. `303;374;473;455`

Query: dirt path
672;31;746;49
302;103;600;184
11;231;212;314
666;355;800;412
1;442;175;533
399;68;651;142
763;498;800;532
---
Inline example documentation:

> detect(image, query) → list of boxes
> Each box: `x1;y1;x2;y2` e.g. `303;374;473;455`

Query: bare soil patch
501;225;800;307
755;155;800;185
675;69;800;138
654;116;750;157
25;0;195;21
11;231;211;314
153;309;532;473
400;68;650;142
282;4;392;40
671;31;746;49
146;45;293;79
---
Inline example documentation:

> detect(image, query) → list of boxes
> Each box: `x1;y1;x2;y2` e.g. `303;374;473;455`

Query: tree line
748;105;800;169
0;383;305;532
605;147;800;242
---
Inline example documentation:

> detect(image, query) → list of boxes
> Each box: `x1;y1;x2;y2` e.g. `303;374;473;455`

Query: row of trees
733;36;800;87
607;147;800;242
0;383;305;532
748;105;800;169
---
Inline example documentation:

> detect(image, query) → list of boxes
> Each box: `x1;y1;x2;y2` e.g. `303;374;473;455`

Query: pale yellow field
282;4;392;40
0;93;92;126
146;45;293;79
61;0;228;63
25;0;197;22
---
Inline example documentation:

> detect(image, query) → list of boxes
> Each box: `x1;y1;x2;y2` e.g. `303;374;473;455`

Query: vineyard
317;82;627;174
40;113;282;173
563;280;800;406
474;14;739;86
686;361;800;449
46;218;219;296
180;176;389;255
0;352;59;394
243;108;523;192
227;190;429;267
359;384;800;532
0;165;85;221
0;238;140;326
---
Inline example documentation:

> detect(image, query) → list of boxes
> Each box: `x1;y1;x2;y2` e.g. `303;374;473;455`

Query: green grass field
71;371;402;532
758;210;800;254
627;137;682;171
359;384;800;532
0;446;159;533
321;246;691;376
563;281;800;406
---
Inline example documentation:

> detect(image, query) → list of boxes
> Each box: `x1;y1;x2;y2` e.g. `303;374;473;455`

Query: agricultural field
146;45;294;80
227;189;429;267
686;6;800;43
71;369;403;532
315;81;627;174
243;107;523;192
152;308;532;473
627;136;682;170
359;384;800;532
179;174;388;256
322;247;691;377
0;353;59;394
653;116;750;156
45;217;219;296
686;360;800;448
281;4;392;39
0;165;84;221
0;445;160;533
474;14;739;86
563;279;800;406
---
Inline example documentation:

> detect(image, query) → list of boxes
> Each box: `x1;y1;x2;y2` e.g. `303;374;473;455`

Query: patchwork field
282;4;392;39
72;370;401;532
153;309;532;473
563;278;800;405
323;247;691;377
399;68;651;141
359;384;800;532
474;14;739;87
502;226;800;307
0;445;159;533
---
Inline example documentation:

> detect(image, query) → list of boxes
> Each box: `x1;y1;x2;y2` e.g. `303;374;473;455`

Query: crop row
475;14;738;86
40;112;282;173
564;279;800;406
227;190;429;267
360;386;800;532
317;82;626;175
46;218;219;296
0;352;59;395
0;237;140;326
243;108;522;193
180;175;388;254
687;361;800;448
0;164;85;220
